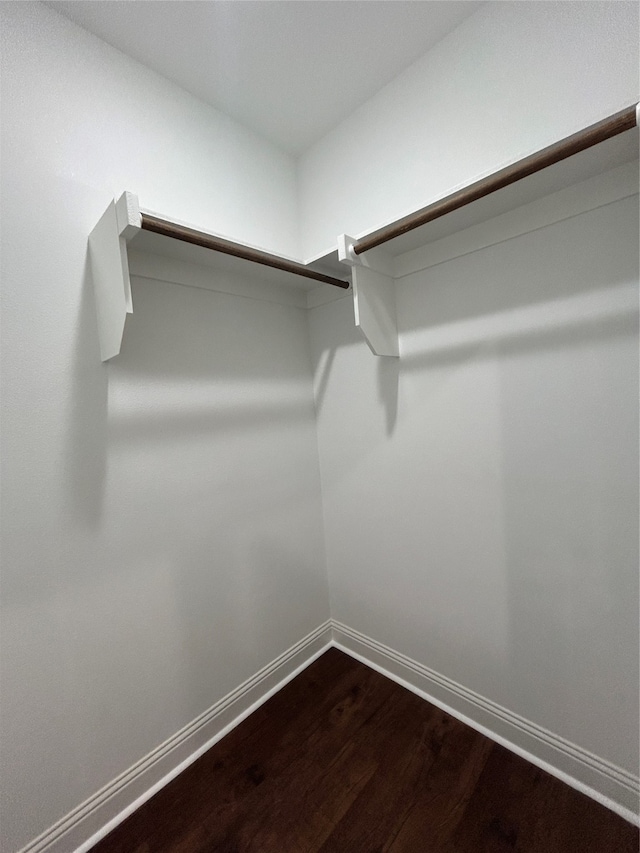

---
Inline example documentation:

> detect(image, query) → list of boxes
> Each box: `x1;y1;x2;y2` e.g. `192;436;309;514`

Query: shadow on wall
64;267;319;471
397;195;640;337
399;294;638;375
310;196;639;769
107;398;315;443
310;277;636;463
172;527;326;710
110;275;312;384
398;196;639;371
53;267;329;759
378;356;399;436
322;199;638;441
312;300;400;437
105;279;318;442
313;347;336;415
63;251;108;528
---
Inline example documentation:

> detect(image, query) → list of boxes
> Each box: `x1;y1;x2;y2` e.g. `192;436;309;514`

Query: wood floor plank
449;744;639;853
382;724;495;853
197;663;395;852
92;650;366;853
91;649;639;853
317;703;487;852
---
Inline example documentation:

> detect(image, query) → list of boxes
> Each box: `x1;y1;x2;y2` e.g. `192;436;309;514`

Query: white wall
308;185;639;779
3;2;300;256
0;4;328;852
2;2;639;850
298;1;640;259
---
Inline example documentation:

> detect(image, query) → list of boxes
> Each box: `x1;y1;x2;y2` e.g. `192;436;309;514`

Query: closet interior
90;104;638;362
4;2;639;851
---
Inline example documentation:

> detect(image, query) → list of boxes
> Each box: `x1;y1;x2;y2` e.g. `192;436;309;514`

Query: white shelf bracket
338;234;398;357
88;191;141;361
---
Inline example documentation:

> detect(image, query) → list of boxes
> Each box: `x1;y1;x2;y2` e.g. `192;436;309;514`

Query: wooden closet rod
353;104;638;255
140;214;351;289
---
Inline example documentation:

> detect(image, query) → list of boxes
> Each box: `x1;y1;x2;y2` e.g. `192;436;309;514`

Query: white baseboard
18;621;332;853
18;616;638;853
331;620;639;826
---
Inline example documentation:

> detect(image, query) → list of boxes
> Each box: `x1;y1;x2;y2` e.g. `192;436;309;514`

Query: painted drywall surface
298;1;640;259
0;4;328;851
3;1;299;256
308;193;639;775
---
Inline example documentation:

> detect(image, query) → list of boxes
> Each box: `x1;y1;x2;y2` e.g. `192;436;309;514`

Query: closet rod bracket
89;191;141;362
338;234;399;358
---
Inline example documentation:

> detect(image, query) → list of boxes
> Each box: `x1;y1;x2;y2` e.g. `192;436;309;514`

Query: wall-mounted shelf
90;105;637;363
339;104;639;358
88;194;351;361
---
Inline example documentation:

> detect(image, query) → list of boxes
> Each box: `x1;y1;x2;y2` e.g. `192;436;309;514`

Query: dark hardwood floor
92;648;638;852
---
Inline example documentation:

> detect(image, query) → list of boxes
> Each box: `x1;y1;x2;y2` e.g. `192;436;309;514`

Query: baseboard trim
330;620;639;826
17;616;638;852
18;621;332;853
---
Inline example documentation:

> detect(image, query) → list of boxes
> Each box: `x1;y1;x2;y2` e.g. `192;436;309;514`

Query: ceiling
47;1;481;155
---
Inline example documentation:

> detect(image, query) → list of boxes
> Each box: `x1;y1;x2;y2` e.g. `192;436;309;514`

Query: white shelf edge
88;191;141;362
338;234;399;358
88;192;350;361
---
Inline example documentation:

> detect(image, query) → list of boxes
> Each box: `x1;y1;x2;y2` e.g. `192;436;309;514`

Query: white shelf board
129;227;326;293
339;124;638;360
89;192;353;360
89;121;637;362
